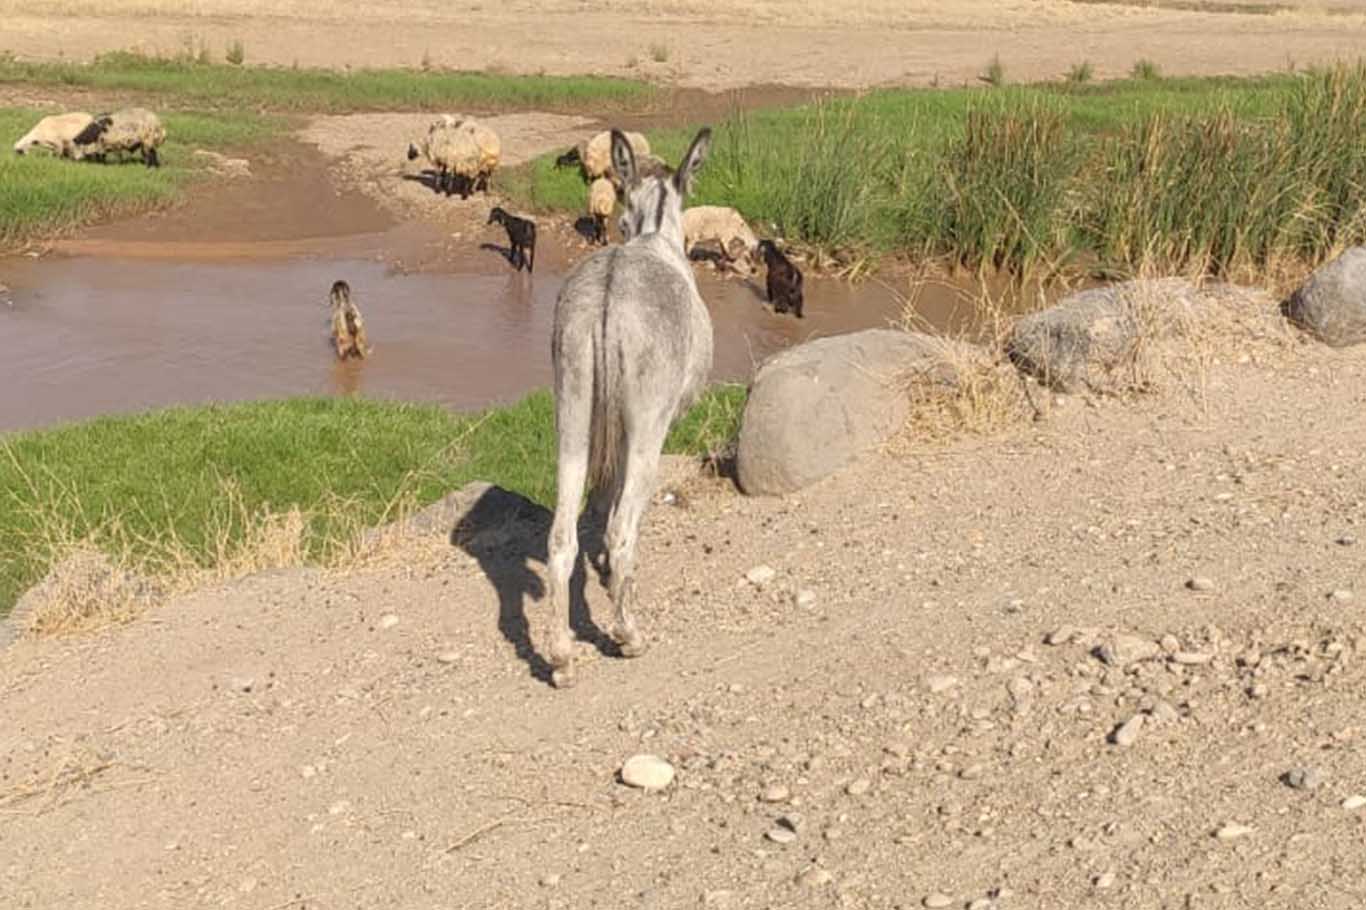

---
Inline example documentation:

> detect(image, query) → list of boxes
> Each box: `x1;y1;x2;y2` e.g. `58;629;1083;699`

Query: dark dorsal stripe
654;183;668;234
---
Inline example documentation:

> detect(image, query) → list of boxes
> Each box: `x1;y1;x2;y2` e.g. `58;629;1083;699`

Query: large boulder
736;329;969;496
1284;246;1366;347
1005;278;1203;392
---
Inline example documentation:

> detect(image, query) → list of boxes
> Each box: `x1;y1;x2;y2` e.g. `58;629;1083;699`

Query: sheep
406;116;500;198
71;108;166;167
681;205;759;271
488;206;536;273
12;112;95;159
576;129;651;182
587;176;616;246
757;239;805;318
328;280;371;360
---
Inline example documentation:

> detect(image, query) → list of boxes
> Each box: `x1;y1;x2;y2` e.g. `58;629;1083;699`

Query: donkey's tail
587;315;622;492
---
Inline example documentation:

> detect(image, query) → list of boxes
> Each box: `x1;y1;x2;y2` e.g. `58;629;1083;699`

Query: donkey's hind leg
546;361;594;688
602;415;669;658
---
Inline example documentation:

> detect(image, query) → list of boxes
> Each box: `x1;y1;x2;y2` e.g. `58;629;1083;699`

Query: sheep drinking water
406;116;501;198
72;108;166;167
681;205;759;272
12;112;95;159
544;127;714;689
328;280;371;360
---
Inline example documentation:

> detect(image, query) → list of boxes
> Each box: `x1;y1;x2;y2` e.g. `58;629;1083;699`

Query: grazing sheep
12;112;95;159
757;239;804;318
328;280;371;360
544;127;713;688
72;108;166;167
488;206;536;273
587;176;616;246
406;116;500;198
576;129;651;182
681;205;759;269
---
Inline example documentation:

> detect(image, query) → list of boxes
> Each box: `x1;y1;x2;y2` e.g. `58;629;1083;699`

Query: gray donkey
544;127;714;688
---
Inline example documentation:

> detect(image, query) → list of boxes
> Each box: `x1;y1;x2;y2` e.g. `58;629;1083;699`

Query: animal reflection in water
328;279;371;360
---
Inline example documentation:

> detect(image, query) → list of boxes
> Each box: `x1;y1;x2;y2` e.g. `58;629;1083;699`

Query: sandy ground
3;305;1366;908
3;0;1366;90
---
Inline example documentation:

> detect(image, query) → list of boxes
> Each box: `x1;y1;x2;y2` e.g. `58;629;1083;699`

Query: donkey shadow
450;486;617;685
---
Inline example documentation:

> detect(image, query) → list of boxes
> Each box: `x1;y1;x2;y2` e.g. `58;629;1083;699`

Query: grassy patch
1;106;278;247
506;65;1366;278
0;52;656;114
0;388;745;616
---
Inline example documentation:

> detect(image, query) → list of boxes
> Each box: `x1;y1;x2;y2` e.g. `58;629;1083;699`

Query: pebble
1186;576;1217;593
846;778;872;796
923;893;954;908
1045;626;1077;645
1096;635;1161;666
1095;871;1116;890
436;650;460;664
760;784;791;803
620;754;675;791
539;874;561;888
745;565;777;587
927;674;959;694
1343;795;1366;811
1172;651;1213;665
1110;714;1145;748
1328;589;1354;603
765;827;797;845
959;764;986;780
228;676;255;694
378;613;400;629
795;589;818;608
1284;767;1325;791
1215;823;1253;840
796;867;833;888
777;813;803;832
1337;535;1357;546
702;891;734;907
328;800;351;816
1149;701;1179;724
968;901;992;910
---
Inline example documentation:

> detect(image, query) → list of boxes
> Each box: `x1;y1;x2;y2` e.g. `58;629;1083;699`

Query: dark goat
757;239;804;318
488;207;537;273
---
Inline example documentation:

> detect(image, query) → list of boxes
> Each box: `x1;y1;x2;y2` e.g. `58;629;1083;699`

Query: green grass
0;388;746;616
0;52;656;114
1066;62;1095;85
0;106;279;247
506;65;1366;278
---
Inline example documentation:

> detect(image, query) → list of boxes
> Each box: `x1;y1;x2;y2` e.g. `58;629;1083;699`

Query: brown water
0;239;926;433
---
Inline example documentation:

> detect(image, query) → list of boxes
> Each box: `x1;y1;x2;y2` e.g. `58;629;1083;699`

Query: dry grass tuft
14;546;154;637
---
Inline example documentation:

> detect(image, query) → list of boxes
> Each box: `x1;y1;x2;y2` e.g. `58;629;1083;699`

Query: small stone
1328;589;1354;603
238;877;259;894
378;613;400;629
1095;871;1116;890
1110;714;1145;747
328;800;351;815
1046;626;1077;645
968;901;992;910
228;676;255;694
1186;576;1216;593
1337;535;1357;546
959;763;986;780
702;890;735;907
846;778;872;796
765;827;797;844
927;674;959;694
924;893;954;909
795;589;818;608
796;867;833;888
1343;795;1366;811
1284;767;1325;791
540;874;561;888
861;693;880;709
299;764;317;779
745;565;777;587
620;754;675;791
1159;634;1181;653
1149;701;1179;724
823;827;844;841
777;813;803;832
1096;635;1161;666
1215;823;1253;840
1172;651;1213;665
760;784;791;803
1248;683;1269;699
436;650;460;664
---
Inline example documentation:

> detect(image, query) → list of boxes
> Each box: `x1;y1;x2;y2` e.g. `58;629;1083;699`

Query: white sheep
577;129;650;182
72;108;166;167
12;112;95;159
407;116;500;198
682;205;759;268
587;176;616;245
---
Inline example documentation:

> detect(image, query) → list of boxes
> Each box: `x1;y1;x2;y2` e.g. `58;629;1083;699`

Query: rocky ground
3;312;1364;908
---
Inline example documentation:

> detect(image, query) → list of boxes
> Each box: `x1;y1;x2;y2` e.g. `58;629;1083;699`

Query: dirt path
4;334;1365;908
3;1;1366;90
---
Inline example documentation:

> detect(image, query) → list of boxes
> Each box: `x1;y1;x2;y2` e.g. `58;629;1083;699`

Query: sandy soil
3;0;1366;90
3;310;1366;908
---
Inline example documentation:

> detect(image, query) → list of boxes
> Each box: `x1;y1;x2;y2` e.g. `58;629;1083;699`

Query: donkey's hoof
612;627;649;659
551;666;577;689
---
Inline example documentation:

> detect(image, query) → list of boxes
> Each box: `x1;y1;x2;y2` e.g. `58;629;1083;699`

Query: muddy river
0;231;969;433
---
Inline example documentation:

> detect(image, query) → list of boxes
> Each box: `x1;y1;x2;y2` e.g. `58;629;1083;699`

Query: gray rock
1284;767;1325;791
736;329;981;496
1110;714;1145;747
765;827;797;844
924;894;954;909
1186;576;1217;593
620;754;675;791
1284;247;1366;347
1095;634;1162;666
1006;278;1201;392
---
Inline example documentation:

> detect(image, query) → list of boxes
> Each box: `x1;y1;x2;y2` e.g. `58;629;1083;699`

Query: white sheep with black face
680;205;760;271
71;108;166;167
12;112;95;159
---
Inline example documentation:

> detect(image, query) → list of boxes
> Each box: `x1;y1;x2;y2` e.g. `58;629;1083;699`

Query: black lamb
757;239;804;318
488;207;537;273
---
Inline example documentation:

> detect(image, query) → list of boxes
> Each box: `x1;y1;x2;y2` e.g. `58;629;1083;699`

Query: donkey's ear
673;127;712;196
609;129;637;187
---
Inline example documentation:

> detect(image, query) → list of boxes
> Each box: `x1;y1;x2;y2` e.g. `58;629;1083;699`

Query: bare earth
4;325;1366;908
4;0;1366;89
